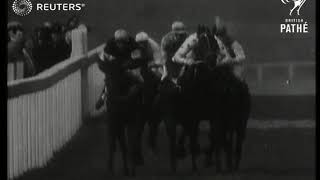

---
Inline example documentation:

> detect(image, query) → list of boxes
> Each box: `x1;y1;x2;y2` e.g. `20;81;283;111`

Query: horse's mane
194;24;219;62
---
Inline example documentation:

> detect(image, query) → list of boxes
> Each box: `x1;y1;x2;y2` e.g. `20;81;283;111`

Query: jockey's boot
95;87;107;110
134;151;144;166
176;145;187;159
204;150;214;167
95;97;104;110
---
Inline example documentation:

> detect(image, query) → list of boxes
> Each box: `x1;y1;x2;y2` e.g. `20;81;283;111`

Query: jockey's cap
214;16;226;34
114;29;129;41
171;21;186;32
43;21;53;32
7;21;23;31
135;31;149;42
43;21;53;27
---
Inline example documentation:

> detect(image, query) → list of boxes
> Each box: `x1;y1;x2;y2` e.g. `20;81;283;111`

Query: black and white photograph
7;0;316;179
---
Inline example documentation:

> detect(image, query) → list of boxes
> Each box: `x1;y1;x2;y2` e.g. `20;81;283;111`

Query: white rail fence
245;61;315;95
7;60;25;82
7;26;105;180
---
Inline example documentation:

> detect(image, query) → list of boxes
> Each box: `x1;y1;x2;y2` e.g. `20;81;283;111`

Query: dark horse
165;24;251;174
195;26;251;174
98;55;145;176
154;25;220;173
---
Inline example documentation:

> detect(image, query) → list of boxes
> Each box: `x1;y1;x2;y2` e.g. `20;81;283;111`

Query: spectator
51;22;71;63
32;22;54;72
8;21;36;78
32;21;72;73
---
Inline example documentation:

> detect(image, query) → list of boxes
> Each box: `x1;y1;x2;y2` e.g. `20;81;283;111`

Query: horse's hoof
176;152;187;159
135;156;144;166
176;147;187;159
216;168;223;174
123;167;130;176
204;159;214;168
128;168;136;177
129;172;136;177
149;147;159;156
108;170;115;176
224;169;233;175
124;170;129;176
191;170;200;176
170;169;177;175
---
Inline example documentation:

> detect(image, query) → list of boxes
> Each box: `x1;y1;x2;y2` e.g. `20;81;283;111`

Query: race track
15;115;315;180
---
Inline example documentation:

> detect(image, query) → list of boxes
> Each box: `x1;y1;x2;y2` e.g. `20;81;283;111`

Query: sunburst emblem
12;0;33;16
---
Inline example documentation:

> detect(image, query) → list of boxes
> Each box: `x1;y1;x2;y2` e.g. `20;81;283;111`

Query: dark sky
8;0;316;62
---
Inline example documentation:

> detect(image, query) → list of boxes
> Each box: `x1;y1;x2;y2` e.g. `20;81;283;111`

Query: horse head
195;24;219;68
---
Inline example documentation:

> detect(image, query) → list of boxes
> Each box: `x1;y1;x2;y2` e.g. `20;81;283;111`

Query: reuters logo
12;0;33;16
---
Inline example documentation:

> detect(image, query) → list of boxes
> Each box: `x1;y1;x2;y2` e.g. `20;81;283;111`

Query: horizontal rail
247;61;315;67
8;44;105;99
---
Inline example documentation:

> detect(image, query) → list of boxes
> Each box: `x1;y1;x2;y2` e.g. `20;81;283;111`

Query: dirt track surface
15;116;315;180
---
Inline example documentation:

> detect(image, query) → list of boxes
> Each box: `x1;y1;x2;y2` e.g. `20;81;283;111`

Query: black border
3;0;319;179
315;0;319;178
3;0;8;180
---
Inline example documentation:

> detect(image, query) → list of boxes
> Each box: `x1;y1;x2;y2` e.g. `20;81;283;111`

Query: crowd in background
7;15;87;79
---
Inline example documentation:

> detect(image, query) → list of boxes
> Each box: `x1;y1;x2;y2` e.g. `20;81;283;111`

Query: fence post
8;63;15;82
257;65;263;86
71;26;89;120
288;64;294;82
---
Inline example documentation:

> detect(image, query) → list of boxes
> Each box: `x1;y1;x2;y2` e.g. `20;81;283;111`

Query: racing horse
192;25;251;173
176;24;251;174
97;54;145;176
154;25;221;173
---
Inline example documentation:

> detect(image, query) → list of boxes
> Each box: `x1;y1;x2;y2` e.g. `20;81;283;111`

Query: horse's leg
165;118;177;173
225;130;234;174
177;127;187;159
118;126;129;176
106;121;117;176
204;119;215;167
127;120;139;176
148;91;164;155
234;130;244;172
135;114;145;166
234;119;247;172
214;127;225;174
148;116;161;155
188;121;200;173
148;96;161;155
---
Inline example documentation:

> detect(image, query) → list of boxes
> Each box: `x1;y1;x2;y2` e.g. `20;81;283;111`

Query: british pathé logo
12;0;33;16
280;0;308;33
12;0;86;16
281;0;307;16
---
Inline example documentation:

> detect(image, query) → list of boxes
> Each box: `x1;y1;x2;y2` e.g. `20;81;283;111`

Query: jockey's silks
160;31;189;80
173;33;246;66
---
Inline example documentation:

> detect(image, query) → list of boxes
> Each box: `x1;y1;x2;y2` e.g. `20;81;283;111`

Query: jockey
214;16;246;80
173;16;246;80
158;21;190;158
135;31;162;85
95;29;144;109
160;21;189;85
135;31;163;154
